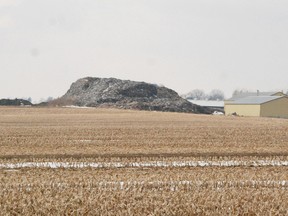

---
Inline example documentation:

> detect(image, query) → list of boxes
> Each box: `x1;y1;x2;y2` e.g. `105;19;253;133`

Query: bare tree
232;89;249;97
46;97;54;102
185;89;206;100
208;89;225;100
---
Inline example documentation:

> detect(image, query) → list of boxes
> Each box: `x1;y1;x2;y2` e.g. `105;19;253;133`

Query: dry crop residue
0;107;287;215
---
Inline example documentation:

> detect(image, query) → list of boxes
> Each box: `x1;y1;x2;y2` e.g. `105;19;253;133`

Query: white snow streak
1;160;288;169
62;105;92;109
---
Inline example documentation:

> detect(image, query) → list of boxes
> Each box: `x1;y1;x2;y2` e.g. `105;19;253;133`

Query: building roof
187;100;224;107
227;91;284;101
226;96;286;105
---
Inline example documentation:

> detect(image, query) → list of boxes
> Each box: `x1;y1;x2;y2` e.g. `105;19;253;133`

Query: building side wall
224;104;261;116
261;98;288;118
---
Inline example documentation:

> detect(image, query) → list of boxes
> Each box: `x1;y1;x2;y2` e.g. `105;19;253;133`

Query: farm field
0;107;288;215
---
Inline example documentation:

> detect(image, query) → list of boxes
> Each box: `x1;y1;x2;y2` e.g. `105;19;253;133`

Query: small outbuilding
187;100;224;112
224;96;288;118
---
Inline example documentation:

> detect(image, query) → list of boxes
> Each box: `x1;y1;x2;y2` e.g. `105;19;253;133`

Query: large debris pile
55;77;211;114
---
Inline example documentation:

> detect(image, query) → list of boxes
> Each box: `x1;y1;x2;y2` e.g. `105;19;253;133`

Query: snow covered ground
1;160;288;169
62;105;92;109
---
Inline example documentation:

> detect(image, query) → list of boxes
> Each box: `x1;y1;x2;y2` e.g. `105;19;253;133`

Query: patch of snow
78;140;93;143
62;105;92;109
1;160;288;169
213;111;224;115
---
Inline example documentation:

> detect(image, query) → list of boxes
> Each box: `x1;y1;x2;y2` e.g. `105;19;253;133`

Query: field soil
0;107;288;158
0;107;287;215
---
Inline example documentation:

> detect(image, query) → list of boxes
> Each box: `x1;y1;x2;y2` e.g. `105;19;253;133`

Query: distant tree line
231;89;250;97
183;89;225;101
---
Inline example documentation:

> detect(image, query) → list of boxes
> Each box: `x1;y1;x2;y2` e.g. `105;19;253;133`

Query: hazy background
1;0;288;102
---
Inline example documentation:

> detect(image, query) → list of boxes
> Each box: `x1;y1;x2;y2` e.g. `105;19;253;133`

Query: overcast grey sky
1;0;288;102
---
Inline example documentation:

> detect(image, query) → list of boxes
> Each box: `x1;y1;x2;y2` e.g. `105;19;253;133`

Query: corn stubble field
0;107;288;215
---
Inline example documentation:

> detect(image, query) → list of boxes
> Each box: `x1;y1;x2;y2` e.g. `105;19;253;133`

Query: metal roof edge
260;95;288;105
224;96;287;105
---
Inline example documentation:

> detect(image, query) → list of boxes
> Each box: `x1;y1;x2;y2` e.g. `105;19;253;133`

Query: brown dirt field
1;107;288;215
0;106;287;158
